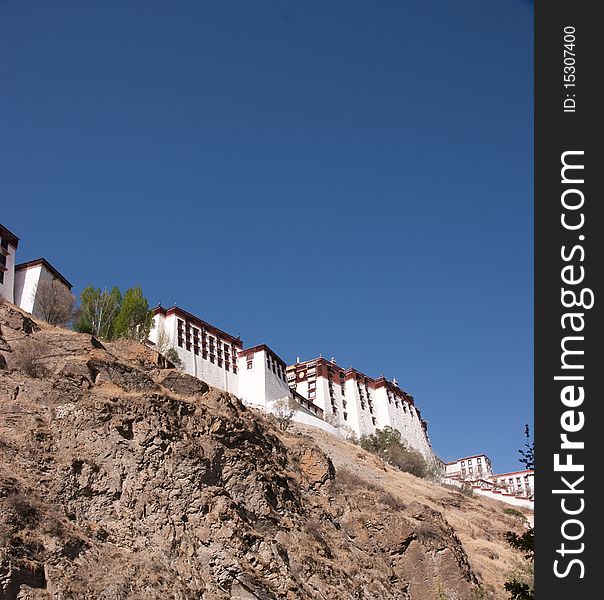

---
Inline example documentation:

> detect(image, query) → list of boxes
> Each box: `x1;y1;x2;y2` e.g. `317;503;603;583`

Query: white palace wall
287;358;435;462
150;308;241;396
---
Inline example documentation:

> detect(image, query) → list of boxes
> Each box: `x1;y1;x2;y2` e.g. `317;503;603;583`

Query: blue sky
1;1;533;472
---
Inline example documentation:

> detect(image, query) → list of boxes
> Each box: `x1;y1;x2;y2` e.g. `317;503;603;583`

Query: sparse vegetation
11;341;48;378
331;467;405;510
518;425;534;471
33;278;78;326
272;397;297;430
164;348;182;368
503;508;526;520
155;324;171;355
4;492;40;528
359;426;428;478
502;427;535;599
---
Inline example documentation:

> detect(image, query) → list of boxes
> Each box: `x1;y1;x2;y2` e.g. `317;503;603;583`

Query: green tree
75;286;122;339
518;424;534;470
113;286;153;342
503;424;535;600
503;528;534;600
360;426;427;478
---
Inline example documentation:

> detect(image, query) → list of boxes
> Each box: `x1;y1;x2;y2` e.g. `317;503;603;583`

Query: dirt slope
0;302;529;599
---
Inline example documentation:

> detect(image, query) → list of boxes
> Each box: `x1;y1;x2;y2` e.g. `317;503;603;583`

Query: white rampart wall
472;488;535;510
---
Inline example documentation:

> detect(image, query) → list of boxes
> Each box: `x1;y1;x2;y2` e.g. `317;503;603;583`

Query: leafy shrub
360;426;428;478
503;508;526;520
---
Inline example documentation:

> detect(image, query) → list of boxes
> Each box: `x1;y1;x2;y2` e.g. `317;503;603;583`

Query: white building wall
151;312;240;396
287;359;435;462
236;347;291;407
13;265;43;314
0;242;17;303
446;455;494;481
491;471;534;498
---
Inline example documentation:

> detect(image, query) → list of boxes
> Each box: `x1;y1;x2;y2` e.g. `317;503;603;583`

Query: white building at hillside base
444;453;534;509
0;224;72;318
445;454;494;481
491;469;534;499
287;357;434;460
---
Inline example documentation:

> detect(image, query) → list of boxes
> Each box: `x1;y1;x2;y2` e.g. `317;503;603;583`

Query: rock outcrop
0;302;521;599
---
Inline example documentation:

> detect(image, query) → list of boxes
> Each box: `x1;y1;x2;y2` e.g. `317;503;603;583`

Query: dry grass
285;422;530;598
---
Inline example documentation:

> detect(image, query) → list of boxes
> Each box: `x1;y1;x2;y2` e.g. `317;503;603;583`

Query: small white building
445;452;535;506
13;258;73;318
1;224;72;319
0;224;19;303
445;454;494;481
287;357;435;461
491;469;534;499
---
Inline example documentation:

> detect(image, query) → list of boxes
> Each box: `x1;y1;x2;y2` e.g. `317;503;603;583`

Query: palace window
247;360;253;369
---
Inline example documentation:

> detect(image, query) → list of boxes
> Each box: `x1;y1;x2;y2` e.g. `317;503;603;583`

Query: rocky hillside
0;302;529;600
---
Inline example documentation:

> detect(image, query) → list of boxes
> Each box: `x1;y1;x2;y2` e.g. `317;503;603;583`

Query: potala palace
0;222;534;507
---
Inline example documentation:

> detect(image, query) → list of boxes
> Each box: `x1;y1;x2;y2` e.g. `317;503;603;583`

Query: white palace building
149;305;436;461
444;453;534;509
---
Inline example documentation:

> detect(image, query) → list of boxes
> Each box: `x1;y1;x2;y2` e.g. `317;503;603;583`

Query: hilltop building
148;306;331;432
149;306;434;460
287;357;434;459
150;306;243;396
0;224;72;318
4;222;531;488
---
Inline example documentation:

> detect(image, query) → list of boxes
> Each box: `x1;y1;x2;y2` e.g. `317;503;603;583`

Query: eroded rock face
0;303;485;600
